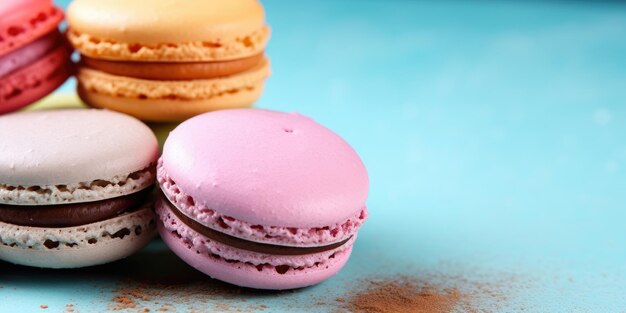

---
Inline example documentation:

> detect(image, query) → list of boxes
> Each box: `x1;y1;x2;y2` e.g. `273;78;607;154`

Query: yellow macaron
67;0;271;122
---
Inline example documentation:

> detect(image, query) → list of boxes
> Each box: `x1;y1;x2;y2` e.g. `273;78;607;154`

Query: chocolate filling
161;193;351;256
0;187;152;227
81;53;264;81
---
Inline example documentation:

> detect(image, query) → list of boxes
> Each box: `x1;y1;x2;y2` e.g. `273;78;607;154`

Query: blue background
2;0;626;312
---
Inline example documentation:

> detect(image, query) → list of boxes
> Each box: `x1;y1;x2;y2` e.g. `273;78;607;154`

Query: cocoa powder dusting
106;270;525;312
337;273;524;313
341;278;467;313
107;278;277;312
111;294;138;310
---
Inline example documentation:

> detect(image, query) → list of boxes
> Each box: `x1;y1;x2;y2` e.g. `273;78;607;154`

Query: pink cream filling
157;158;368;247
0;31;62;78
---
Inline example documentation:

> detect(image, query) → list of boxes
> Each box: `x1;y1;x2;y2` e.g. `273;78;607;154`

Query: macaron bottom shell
0;207;156;268
75;57;269;122
159;223;351;290
156;197;353;290
77;83;264;122
0;41;72;114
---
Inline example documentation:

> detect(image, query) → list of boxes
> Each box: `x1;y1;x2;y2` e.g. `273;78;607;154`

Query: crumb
110;294;138;310
65;304;75;313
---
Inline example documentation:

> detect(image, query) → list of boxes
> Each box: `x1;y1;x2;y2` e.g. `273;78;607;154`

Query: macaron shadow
1;239;307;298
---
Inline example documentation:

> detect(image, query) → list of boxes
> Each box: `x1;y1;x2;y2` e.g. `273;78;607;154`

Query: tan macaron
67;0;271;122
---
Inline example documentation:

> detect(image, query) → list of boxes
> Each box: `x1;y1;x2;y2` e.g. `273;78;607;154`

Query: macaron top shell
0;0;63;55
161;109;369;228
0;109;158;186
67;0;266;55
0;0;39;18
0;0;57;27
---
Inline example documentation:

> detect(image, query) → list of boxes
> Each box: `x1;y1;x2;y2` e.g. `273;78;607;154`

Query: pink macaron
0;0;71;114
156;109;369;289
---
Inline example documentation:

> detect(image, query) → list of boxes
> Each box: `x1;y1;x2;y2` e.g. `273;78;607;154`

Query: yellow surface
26;93;85;111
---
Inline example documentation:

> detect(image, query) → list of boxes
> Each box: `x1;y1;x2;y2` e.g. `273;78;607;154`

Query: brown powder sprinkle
111;294;138;310
104;265;529;313
337;273;528;313
340;278;467;313
106;279;270;313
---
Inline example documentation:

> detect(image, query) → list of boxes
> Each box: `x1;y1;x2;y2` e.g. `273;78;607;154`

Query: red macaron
0;0;72;114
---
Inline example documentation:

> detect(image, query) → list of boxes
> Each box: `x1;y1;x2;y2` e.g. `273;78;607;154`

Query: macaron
156;109;369;289
0;0;72;115
67;0;271;122
0;109;159;268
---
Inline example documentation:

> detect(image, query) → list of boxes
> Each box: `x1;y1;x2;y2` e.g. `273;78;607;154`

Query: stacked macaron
0;110;158;268
0;0;72;114
66;0;271;122
156;109;369;289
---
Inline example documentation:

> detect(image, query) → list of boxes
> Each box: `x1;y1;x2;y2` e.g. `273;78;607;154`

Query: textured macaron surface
0;206;157;268
156;197;354;270
157;197;353;289
160;109;369;230
0;0;63;55
67;0;268;62
0;109;158;188
76;58;269;101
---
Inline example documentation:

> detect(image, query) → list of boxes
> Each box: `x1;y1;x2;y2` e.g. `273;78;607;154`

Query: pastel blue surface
3;0;626;312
